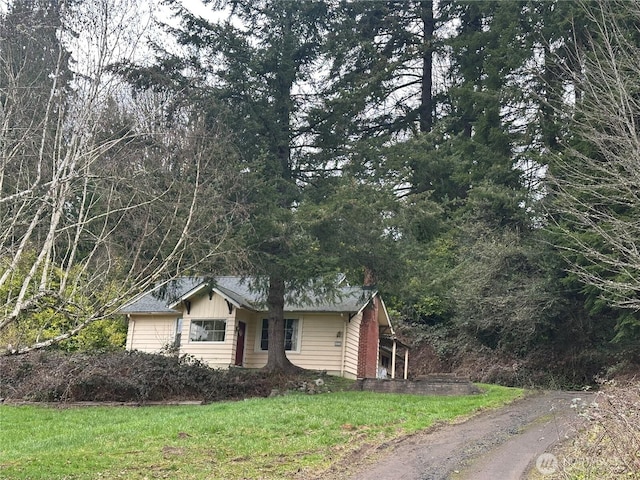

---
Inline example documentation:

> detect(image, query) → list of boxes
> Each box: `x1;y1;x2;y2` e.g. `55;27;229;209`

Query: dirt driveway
328;391;594;480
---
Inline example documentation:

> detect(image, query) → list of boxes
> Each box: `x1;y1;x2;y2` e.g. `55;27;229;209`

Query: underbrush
408;340;602;389
550;380;640;479
404;325;635;389
0;350;343;403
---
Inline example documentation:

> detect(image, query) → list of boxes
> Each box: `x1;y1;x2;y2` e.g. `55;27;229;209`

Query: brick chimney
357;267;379;378
357;295;380;378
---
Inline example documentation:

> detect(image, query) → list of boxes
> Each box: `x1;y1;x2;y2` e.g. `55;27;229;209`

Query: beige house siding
238;314;261;368
184;291;230;318
290;313;344;373
343;312;362;379
180;291;237;368
242;313;352;376
126;314;178;352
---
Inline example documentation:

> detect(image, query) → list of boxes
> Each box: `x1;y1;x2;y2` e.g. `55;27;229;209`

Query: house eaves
121;276;386;318
212;284;259;311
166;282;210;310
378;297;393;332
119;277;203;315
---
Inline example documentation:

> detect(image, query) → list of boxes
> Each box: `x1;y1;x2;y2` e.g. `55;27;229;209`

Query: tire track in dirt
344;390;594;480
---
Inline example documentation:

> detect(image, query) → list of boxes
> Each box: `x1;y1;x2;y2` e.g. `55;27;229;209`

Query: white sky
155;0;223;25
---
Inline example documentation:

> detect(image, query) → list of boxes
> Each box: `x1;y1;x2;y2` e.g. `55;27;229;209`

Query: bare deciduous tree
548;0;640;312
0;0;244;353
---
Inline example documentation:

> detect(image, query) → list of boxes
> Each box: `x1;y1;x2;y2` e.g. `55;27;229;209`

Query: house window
189;319;226;342
174;318;183;348
260;318;299;351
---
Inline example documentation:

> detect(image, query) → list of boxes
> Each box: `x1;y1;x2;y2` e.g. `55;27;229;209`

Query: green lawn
0;385;523;480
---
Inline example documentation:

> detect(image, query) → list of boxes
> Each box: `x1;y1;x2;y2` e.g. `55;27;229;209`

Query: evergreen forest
2;0;640;387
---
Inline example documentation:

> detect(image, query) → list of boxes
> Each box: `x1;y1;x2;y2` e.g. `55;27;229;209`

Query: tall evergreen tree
320;1;437;140
152;0;341;372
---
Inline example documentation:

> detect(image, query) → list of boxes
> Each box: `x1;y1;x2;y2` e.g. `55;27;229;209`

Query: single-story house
120;276;408;379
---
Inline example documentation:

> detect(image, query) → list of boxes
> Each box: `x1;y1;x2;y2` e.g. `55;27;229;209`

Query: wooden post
391;340;397;379
403;348;409;380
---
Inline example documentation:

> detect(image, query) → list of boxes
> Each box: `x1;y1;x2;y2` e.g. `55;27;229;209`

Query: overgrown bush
406;323;626;389
550;380;640;479
0;350;329;403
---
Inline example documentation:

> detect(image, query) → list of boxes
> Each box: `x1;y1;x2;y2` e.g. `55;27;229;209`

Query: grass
0;384;522;480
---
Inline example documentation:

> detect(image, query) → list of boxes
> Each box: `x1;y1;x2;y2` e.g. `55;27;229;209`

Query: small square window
189;319;226;342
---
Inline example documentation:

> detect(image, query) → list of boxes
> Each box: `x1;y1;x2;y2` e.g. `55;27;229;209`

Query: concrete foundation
355;374;481;396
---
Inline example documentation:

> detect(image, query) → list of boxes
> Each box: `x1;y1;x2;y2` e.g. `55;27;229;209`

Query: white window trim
188;318;227;343
255;317;303;354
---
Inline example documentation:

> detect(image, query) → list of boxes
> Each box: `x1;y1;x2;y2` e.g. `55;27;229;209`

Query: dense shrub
0;350;314;403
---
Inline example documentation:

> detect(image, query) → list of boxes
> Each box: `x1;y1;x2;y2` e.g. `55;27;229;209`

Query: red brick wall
357;296;380;378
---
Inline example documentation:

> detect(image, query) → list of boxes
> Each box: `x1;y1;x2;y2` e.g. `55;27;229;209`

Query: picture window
189;319;226;342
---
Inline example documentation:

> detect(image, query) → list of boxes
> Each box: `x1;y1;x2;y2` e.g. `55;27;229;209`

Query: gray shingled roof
120;276;376;314
119;277;204;314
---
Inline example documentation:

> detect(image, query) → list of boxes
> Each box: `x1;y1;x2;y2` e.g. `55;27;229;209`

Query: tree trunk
363;266;377;288
419;0;434;134
263;275;300;373
261;7;304;375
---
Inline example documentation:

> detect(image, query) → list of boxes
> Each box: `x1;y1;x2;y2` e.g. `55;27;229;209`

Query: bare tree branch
0;0;245;352
548;0;640;311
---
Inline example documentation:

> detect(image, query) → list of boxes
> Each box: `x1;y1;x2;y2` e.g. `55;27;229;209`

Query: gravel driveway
339;390;594;480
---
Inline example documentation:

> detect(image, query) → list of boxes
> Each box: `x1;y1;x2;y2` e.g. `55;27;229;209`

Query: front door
234;321;246;366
